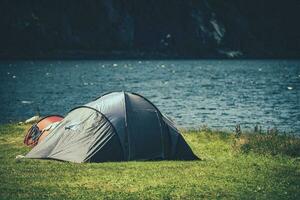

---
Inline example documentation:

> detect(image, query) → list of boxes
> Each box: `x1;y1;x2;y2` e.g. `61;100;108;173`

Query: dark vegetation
0;0;300;59
235;131;300;157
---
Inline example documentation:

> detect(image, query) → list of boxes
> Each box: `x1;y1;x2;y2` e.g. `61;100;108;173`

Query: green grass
0;124;299;199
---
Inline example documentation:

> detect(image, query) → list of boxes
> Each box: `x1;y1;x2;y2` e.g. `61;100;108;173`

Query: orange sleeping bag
24;115;64;147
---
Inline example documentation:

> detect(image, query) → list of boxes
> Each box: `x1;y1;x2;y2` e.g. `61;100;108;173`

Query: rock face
0;0;299;58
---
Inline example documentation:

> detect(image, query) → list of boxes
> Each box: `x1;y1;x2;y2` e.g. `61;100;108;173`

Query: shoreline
1;50;300;61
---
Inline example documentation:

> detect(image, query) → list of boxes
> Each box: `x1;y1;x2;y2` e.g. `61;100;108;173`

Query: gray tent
26;92;198;163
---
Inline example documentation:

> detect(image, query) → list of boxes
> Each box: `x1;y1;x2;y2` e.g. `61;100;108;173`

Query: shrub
233;132;300;157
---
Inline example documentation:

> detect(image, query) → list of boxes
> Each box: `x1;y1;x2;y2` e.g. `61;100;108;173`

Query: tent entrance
127;109;163;160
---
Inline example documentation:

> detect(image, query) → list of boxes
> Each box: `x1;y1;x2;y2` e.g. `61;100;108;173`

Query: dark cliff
0;0;299;59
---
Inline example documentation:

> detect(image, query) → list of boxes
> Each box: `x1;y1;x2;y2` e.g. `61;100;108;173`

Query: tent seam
123;92;130;160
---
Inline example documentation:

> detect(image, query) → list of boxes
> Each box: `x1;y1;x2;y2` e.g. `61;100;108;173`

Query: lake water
0;60;299;133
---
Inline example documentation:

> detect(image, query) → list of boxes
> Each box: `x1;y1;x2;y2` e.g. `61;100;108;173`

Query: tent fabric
26;92;199;163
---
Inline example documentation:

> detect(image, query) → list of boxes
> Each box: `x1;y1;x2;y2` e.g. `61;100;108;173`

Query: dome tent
26;92;198;162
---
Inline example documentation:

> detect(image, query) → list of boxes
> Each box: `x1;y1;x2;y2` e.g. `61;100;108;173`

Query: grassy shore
0;124;299;199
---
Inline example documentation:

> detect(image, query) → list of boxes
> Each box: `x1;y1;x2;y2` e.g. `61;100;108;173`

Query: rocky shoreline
1;1;299;59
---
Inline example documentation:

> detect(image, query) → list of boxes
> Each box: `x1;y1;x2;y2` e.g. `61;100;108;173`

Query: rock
15;155;25;162
218;49;243;58
25;116;40;124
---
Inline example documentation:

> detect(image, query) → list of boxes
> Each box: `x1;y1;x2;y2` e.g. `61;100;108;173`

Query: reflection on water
0;60;299;133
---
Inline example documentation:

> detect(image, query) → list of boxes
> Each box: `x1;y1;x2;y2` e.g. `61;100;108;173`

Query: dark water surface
0;60;299;133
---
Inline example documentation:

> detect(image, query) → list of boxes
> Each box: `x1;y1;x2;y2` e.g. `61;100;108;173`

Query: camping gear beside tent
25;92;199;162
24;115;64;147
